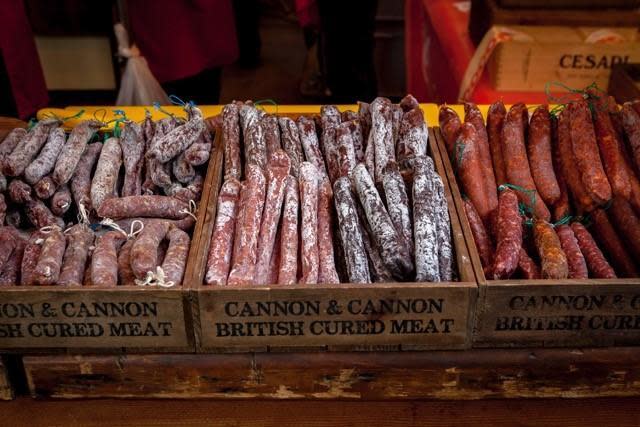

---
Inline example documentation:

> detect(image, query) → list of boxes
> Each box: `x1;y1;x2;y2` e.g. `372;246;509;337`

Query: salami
346;119;365;163
97;195;189;220
320;108;342;183
397;107;428;164
412;156;440;281
130;220;170;280
91;137;122;211
205;179;241;285
621;102;640;175
317;179;340;284
336;122;357;177
0;233;26;286
280;116;305;177
438;106;462;157
491;188;522;280
34;176;56;200
70;142;102;211
528;105;561;206
463;198;493;273
117;239;136;286
590;208;638;278
571;222;616;278
114;216;196;233
91;230;126;286
120;120;145;196
4;118;59;176
556;224;588;279
33;227;66;285
25;199;64;229
53;119;103;185
21;231;46;286
609;197;640;261
382;162;413;252
261;114;281;161
222;103;242;180
278;176;299;284
50;184;72;216
241;106;267;170
8;179;32;204
254;151;290;284
358;101;372;142
58;224;94;286
297;115;327;179
0;128;26;168
550;118;571;222
165;174;205;203
465;102;498;210
487;101;507;186
298;162;320;284
184;128;212;166
0;227;16;269
162;226;190;285
457;123;492;224
370;98;394;184
148;105;205;162
24;127;66;185
142;117;173;194
172;152;196;184
228;164;266;285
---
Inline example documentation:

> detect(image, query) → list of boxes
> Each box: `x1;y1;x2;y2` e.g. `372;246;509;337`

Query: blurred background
1;0;639;119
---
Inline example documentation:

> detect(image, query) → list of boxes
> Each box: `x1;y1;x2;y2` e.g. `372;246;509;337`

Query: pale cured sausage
298;162;320;284
91;137;122;211
70;143;102;211
91;230;126;286
24;127;66;185
58;224;94;286
97;195;189;220
34;228;66;285
53;119;103;185
278;176;299;285
120;120;145;196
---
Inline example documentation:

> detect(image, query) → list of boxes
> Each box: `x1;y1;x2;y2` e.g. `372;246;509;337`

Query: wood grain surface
0;359;12;401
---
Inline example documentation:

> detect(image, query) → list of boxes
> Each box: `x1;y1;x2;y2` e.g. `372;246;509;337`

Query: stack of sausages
205;96;454;286
441;95;640;280
0;104;214;286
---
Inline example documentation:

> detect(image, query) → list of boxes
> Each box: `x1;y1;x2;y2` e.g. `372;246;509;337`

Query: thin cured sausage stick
491;188;522;280
569;100;612;205
184;127;212;166
149;105;205;163
364;130;376;179
266;227;281;285
370;98;394;184
336;122;357;178
33;228;66;285
114;216;196;233
162;226;190;286
346;119;365;164
297;115;328;179
397;106;428;166
8;179;32;204
0;194;6;225
333;176;370;283
25;199;64;229
438;105;462;157
71;143;101;211
609;197;640;262
4;118;60;176
412;156;440;282
222;103;242;180
502;103;550;220
165;174;204;203
117;239;136;286
254;151;291;285
53;119;103;185
533;219;568;279
317;179;340;284
557;108;596;214
91;137;122;211
528;105;561;206
356;200;392;283
240;105;267;170
97;195;190;220
50;184;72;216
457;123;492;225
571;222;616;278
590;208;639;278
465;102;498;209
21;231;46;286
358;101;372;142
298;162;320;284
130;220;171;280
172;152;196;184
228;164;266;285
34;176;56;200
120;120;145;197
321;106;342;184
59;224;94;286
0;234;26;286
0;227;16;270
621;102;640;176
24;127;66;185
556;224;588;279
391;104;403;149
341;110;358;122
142;117;171;194
261;114;281;161
400;94;419;112
621;149;640;214
487;101;507;187
280;116;305;178
517;249;541;279
463;198;493;273
91;231;127;287
0;127;27;168
550;118;571;222
278;176;299;284
382;162;413;254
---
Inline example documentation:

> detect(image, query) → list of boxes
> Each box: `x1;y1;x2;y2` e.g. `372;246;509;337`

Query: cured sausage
277;176;299;284
556;224;588;279
148;105;205;162
53;119;103;185
25;199;64;229
463;198;493;274
162;226;190;285
21;230;46;286
97;195;189;220
205;179;241;286
117;239;136;286
517;249;541;279
33;228;66;285
58;224;94;286
0;227;16;270
254;151;290;284
397;106;428;164
24;127;66;185
91;137;122;211
142;117;170;194
550;118;571;222
487;101;507;186
571;222;616;278
50;184;72;216
222;103;241;180
172;152;196;184
400;94;419;112
358;101;372;142
34;176;56;200
609;197;640;261
317;179;340;284
569;100;612;205
0;194;6;225
4;118;59;176
457;123;492;224
465;102;498;209
261;114;281;161
0;233;26;286
120;120;145;196
590;208;638;278
0;128;27;168
8;179;32;204
70;143;102;211
491;188;522;280
502;103;550;220
184;128;212;166
353;163;413;279
333;176;370;283
533;219;568;279
165;174;204;203
370;98;394;184
412;156;440;282
91;230;126;286
130;220;170;280
297;115;327;179
114;216;196;233
241;106;267;170
228;164;266;285
438;106;462;157
341;110;358;122
336;122;356;178
527;105;561;206
280;116;305;178
320;108;342;183
621;102;640;176
298;162;320;284
382;162;413;252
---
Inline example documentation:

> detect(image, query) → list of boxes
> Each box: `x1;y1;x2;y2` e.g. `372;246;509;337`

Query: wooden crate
21;347;640;399
0;131;222;354
189;118;477;352
434;128;640;348
0;358;13;400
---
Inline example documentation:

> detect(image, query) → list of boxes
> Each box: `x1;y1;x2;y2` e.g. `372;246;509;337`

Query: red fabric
127;0;239;83
295;0;319;28
405;0;568;104
0;0;49;119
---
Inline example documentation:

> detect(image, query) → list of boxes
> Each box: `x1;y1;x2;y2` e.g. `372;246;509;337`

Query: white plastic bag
114;23;170;106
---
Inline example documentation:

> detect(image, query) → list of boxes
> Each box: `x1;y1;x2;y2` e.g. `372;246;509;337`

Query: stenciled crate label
0;290;189;348
475;283;640;347
198;285;472;349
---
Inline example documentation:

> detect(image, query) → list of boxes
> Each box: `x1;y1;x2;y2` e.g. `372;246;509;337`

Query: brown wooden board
191;119;477;352
22;347;640;399
433;127;640;348
0;358;13;400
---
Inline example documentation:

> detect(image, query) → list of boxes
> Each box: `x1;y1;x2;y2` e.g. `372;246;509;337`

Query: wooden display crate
434;128;640;348
188;117;477;353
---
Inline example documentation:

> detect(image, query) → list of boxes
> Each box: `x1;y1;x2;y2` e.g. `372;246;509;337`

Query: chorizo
621;102;640;176
463;198;493;274
297;162;320;284
550;118;571;222
609;197;640;262
517;249;541;280
491;188;522;280
317;178;340;284
278;176;299;284
533;219;568;279
70;143;102;211
527;105;561;206
590;208;638;278
58;224;94;286
91;137;122;211
487;101;507;186
297;115;327;179
130;220;170;280
556;224;588;279
570;221;616;278
457;123;492;224
21;230;46;286
24;127;66;185
34;176;57;200
50;184;72;216
33;228;66;285
120;120;145;196
4;118;59;176
465;102;498;209
53;119;103;185
161;226;190;286
438;105;462;157
97;195;189;220
148;105;205;162
91;230;126;286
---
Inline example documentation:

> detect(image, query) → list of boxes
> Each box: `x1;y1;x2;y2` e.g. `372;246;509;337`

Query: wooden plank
22;347;640;399
192;113;477;352
434;127;640;348
0;358;13;400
